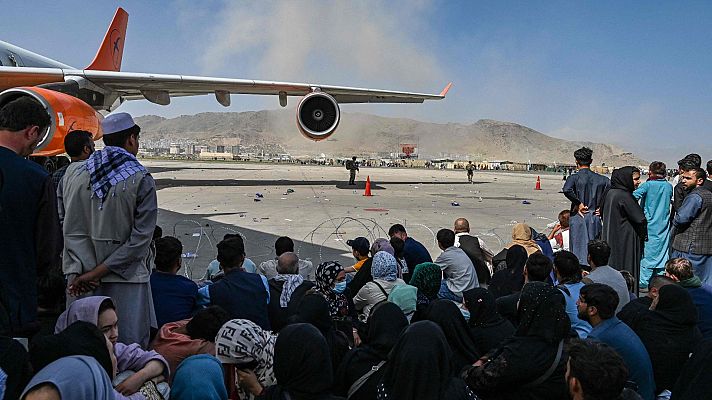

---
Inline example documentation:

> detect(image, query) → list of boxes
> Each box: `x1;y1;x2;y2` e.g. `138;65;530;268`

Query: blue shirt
198;273;270;307
202;258;257;280
150;271;199;328
589;317;656;400
687;284;712;339
403;237;432;272
557;282;591;338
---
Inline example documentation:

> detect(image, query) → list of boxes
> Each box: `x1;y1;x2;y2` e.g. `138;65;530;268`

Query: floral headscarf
315;261;349;318
216;319;276;400
372;251;398;282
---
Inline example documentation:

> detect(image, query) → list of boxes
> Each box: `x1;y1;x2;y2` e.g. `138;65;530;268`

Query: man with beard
0;97;61;337
577;284;655;400
672;167;712;285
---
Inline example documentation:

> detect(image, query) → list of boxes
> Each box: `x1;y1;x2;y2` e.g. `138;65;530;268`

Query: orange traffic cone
535;176;542;190
364;176;373;196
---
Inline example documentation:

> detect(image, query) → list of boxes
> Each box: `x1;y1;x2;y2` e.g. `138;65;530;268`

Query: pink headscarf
54;296;112;333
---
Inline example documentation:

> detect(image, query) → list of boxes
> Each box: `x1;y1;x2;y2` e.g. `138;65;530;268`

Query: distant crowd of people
1;96;712;400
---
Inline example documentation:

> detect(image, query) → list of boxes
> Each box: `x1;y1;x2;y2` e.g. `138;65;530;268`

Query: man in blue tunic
633;161;673;289
562;147;610;266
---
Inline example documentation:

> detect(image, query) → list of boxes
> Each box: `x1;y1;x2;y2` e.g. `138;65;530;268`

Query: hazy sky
3;1;712;163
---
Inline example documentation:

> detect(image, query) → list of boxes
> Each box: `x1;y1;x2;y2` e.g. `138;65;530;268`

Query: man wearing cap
58;112;158;348
344;237;371;274
345;237;376;299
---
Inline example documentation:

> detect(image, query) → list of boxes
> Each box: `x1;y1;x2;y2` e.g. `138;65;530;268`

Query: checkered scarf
85;146;147;201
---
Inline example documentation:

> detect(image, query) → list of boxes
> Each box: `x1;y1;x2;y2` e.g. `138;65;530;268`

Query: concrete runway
148;160;573;280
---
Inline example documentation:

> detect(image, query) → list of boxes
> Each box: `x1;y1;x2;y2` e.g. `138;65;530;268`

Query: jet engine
0;87;102;157
296;92;340;141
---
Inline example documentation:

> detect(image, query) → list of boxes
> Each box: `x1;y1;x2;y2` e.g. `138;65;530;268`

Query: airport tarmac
148;160;574;280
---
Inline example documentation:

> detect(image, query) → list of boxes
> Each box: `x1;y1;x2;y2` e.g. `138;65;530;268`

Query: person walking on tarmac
466;161;475;183
346;156;359;185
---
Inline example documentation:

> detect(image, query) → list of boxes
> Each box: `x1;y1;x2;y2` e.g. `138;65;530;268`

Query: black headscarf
464;288;501;327
29;321;113;378
654;284;698;325
417;299;480;373
489;245;527;298
268;323;334;400
379;321;453;400
365;302;409;358
463;288;516;354
289;294;349;371
0;336;33;400
672;338;712;400
515;282;570;343
600;166;636;215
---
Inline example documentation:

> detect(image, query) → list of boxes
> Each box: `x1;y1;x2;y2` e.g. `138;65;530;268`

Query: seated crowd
3;218;712;400
1;104;712;400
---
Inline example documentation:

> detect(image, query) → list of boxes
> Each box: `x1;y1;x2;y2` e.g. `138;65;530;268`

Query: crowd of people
1;97;712;400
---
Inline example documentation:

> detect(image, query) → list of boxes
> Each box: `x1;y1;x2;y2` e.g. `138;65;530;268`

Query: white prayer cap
101;112;137;135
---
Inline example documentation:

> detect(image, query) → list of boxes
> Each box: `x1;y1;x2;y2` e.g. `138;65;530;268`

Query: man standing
388;224;432;282
51;130;95;188
466;161;475;183
0;97;61;337
577;284;656;400
453;217;492;285
705;160;712;192
434;229;478;302
672;167;712;285
346;156;359;185
59;112;157;348
672;154;702;213
632;161;672;289
562;147;610;265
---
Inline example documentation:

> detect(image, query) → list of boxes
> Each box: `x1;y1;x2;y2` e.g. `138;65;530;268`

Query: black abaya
464;288;516;354
601;167;647;291
334;302;408;400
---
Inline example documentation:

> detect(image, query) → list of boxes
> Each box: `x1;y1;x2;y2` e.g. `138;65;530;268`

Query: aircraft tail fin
86;7;128;71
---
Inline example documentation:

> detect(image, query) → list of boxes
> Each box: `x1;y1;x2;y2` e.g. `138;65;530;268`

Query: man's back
259;258;314;281
60;160;156;282
586;266;630;312
457;234;490;284
403;237;432;270
435;246;478;293
688;284;712;339
589;317;656;400
210;270;270;330
0;146;50;332
150;271;198;328
267;278;314;332
563;169;610;213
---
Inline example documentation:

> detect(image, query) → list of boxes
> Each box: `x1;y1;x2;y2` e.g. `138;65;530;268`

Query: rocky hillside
135;110;645;165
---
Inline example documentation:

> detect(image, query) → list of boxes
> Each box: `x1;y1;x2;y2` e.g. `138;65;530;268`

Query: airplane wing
0;66;450;106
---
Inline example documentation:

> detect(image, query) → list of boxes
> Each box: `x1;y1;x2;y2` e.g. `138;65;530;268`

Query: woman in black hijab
463;288;515;354
376;321;479;400
600;166;647;292
416;299;480;375
335;302;408;400
261;323;342;400
289;294;351;372
672;338;712;400
29;321;114;379
462;282;570;400
0;336;32;400
488;245;527;299
626;284;701;394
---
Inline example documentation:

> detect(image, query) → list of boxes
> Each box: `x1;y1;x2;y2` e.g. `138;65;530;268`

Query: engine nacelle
0;87;102;157
296;92;340;141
